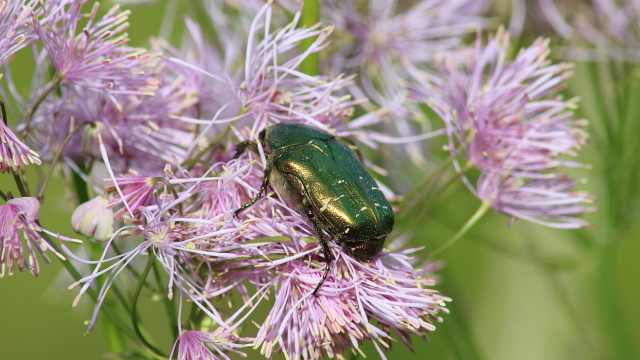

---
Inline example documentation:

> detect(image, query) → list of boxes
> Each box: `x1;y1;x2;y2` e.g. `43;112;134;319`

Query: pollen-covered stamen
328;0;487;68
254;244;449;360
33;0;161;95
172;329;250;360
106;175;159;218
430;29;592;228
0;197;68;277
239;4;357;134
0;0;36;66
0;121;41;172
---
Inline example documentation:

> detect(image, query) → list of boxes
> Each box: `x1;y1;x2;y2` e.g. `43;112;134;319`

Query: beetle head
342;235;385;261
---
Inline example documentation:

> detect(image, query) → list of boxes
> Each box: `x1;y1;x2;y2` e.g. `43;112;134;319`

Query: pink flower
255;245;449;360
432;29;592;228
1;121;41;172
327;0;487;70
172;330;249;360
324;0;489;163
64;6;450;359
33;0;160;94
237;5;356;134
0;197;61;276
106;175;158;218
0;0;36;66
31;63;196;173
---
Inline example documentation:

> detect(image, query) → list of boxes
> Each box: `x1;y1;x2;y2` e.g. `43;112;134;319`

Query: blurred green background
2;1;640;359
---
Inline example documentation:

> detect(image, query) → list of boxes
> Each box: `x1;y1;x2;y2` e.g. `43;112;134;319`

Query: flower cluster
503;0;640;61
33;0;160;94
0;0;36;66
1;119;41;173
255;247;448;359
173;330;249;360
565;0;640;61
326;0;488;76
0;197;63;277
324;0;489;164
0;1;596;359
430;30;591;228
44;3;450;358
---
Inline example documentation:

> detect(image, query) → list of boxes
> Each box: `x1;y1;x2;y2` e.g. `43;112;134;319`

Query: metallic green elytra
234;123;395;275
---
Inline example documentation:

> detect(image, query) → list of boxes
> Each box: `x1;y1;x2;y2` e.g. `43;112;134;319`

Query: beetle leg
313;239;333;296
233;140;258;159
233;161;272;218
307;210;333;296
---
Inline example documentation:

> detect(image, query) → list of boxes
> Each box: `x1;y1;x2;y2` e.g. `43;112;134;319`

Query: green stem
103;321;125;353
69;166;129;352
132;256;166;358
12;172;31;197
37;124;87;199
91;242;130;353
11;154;137;344
429;201;490;258
301;0;320;75
42;232;137;340
524;238;596;355
587;61;613;144
71;166;90;203
21;75;63;134
1;97;8;125
153;260;179;339
612;62;629;140
188;300;203;329
440;276;487;360
599;243;637;359
396;162;471;232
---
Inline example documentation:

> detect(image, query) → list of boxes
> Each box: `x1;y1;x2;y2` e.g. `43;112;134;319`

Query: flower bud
71;197;114;241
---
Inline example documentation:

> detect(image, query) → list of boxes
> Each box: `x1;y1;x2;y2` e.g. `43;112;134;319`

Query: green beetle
234;123;395;292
